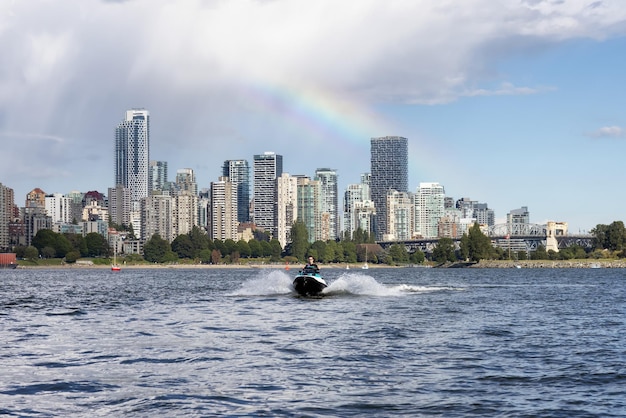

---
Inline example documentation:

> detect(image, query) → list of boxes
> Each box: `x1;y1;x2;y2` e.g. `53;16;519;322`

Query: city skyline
1;1;626;233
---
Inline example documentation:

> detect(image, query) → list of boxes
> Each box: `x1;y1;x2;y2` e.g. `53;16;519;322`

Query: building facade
276;173;299;248
370;136;408;240
253;152;283;237
150;160;168;192
0;183;14;251
210;176;238;241
414;182;446;239
223;159;250;223
315;168;339;241
115;109;150;202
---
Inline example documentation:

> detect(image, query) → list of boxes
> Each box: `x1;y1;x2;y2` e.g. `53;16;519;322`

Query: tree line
13;220;626;265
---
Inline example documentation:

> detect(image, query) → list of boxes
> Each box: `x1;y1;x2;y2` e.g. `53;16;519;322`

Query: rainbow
238;80;447;189
239;81;394;149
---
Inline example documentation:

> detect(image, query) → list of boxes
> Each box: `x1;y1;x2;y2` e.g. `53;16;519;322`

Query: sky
1;0;625;234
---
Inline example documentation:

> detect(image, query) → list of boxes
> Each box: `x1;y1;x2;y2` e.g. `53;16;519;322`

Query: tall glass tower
223;159;250;223
115;109;150;202
370;136;408;241
253;152;283;237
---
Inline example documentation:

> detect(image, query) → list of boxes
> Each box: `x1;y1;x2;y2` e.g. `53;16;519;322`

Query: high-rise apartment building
108;185;131;227
223;160;250;223
315;168;339;241
297;177;322;243
276;173;299;248
386;190;413;241
253;152;283;237
0;182;14;251
210;176;238;241
44;193;73;224
115;109;150;202
343;175;374;239
150;161;168;192
175;168;197;196
141;194;173;242
173;192;198;237
370;136;408;241
414;182;445;239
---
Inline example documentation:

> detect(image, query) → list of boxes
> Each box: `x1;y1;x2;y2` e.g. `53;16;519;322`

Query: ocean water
1;267;625;417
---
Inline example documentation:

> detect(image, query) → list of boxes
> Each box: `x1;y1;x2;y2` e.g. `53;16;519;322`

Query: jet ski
293;267;328;297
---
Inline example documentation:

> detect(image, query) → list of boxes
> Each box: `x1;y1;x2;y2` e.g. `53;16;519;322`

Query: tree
249;240;262;258
389;243;409;264
85;232;109;257
143;234;171;263
42;246;56;259
65;233;88;257
65;251;80;263
289;221;309;261
462;223;495;262
25;246;38;261
236;240;251;258
211;249;222;264
433;238;456;263
269;239;282;262
172;235;194;259
410;250;426;264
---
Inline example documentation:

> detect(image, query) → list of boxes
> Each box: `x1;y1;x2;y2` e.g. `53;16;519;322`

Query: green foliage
143;234;172;263
591;221;626;251
461;223;495;262
531;245;548;260
248;240;262;258
289;221;309;261
269;239;282;262
41;246;56;259
65;251;80;263
85;232;109;257
433;237;456;263
172;235;195;259
237;240;251;258
25;246;39;261
410;250;426;264
64;233;88;256
389;243;409;264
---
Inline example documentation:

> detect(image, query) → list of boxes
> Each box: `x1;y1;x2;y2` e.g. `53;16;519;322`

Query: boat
111;249;121;271
293;267;327;297
0;253;18;269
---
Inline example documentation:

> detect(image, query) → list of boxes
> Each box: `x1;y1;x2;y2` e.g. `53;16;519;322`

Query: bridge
378;223;595;255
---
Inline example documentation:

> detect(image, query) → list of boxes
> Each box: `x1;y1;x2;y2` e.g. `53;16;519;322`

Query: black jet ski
293;267;328;297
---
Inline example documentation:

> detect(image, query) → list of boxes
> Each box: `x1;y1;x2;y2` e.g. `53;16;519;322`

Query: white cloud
1;0;626;198
589;126;624;138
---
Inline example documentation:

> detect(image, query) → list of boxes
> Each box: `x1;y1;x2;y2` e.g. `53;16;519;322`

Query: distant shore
13;259;626;269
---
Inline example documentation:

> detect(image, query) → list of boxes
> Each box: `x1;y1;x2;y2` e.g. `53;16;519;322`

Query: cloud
588;126;624;138
1;0;626;199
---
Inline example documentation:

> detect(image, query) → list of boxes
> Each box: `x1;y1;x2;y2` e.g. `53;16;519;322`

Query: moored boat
0;253;18;269
293;267;327;297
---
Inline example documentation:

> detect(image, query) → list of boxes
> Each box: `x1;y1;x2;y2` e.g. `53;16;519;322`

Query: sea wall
472;260;626;268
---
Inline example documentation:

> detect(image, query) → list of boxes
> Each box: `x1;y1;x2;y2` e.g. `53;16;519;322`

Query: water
1;267;625;417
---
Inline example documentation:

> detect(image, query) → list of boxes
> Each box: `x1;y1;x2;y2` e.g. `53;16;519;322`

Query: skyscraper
150;160;168;192
223;159;250;223
253;152;283;237
115;109;150;202
315;168;339;241
370;136;408;240
0;182;15;251
414;182;445;239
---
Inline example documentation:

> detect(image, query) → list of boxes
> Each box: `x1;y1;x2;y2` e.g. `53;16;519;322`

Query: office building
223;160;250;223
115;109;150;202
253;152;283;237
370;136;408;240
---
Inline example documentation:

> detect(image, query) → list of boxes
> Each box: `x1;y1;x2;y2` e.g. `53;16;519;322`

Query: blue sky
1;0;625;234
